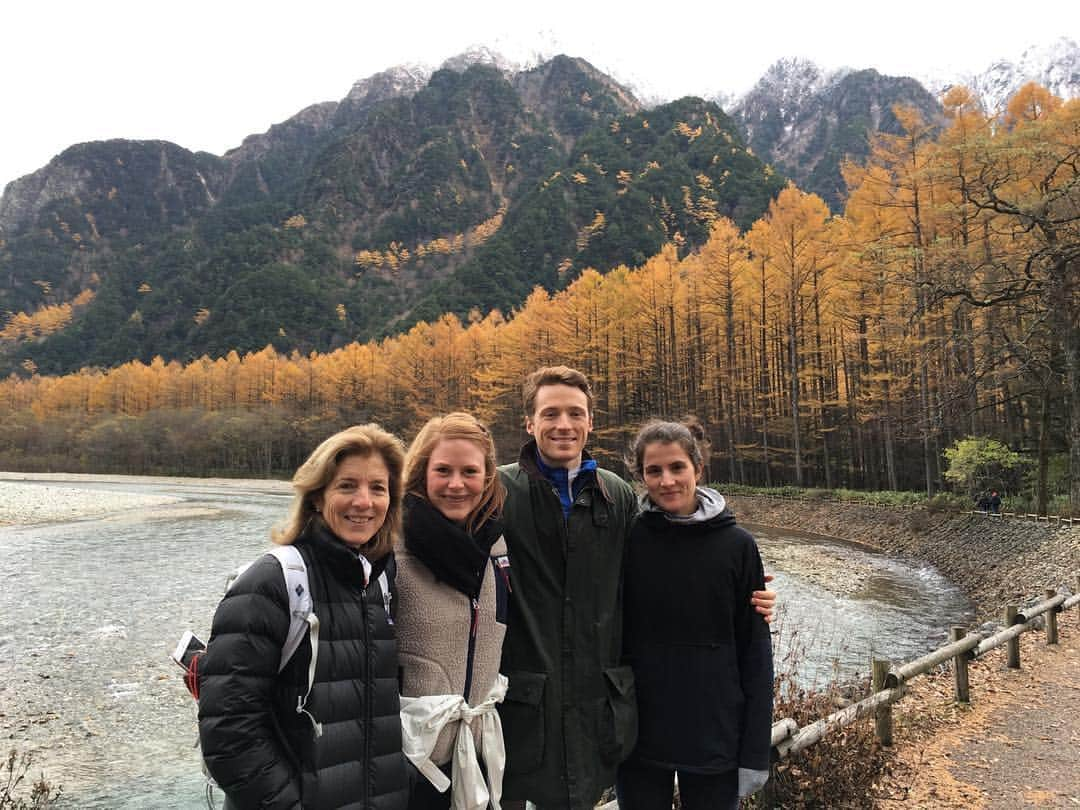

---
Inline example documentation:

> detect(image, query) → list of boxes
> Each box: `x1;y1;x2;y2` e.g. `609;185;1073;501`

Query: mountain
947;37;1080;115
0;53;783;375
730;59;943;210
727;40;1080;210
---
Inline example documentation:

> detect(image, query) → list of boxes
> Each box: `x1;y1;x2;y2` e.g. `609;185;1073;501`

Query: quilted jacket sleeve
197;553;302;810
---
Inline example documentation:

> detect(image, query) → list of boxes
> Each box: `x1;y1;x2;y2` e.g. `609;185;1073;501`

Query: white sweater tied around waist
400;673;508;810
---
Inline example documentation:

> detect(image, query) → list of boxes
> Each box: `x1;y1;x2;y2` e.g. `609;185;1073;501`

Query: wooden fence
769;576;1077;760
597;574;1078;810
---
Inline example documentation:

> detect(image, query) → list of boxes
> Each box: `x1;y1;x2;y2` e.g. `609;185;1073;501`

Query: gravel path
879;618;1080;807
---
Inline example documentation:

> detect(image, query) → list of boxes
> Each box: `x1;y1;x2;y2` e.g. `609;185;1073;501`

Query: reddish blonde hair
403;412;505;534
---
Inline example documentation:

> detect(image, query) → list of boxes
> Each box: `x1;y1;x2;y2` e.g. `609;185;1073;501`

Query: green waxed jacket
496;442;639;809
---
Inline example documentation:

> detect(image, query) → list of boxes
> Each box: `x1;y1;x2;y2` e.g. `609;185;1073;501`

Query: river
0;477;972;809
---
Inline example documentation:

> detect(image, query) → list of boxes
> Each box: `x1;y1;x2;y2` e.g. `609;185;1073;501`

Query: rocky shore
731;495;1080;621
0;472;289;526
0;480;180;525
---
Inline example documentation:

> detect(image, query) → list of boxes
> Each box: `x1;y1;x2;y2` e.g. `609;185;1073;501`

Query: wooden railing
769;577;1077;767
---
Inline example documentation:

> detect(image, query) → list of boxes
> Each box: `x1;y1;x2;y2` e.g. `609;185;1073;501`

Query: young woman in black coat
617;419;773;810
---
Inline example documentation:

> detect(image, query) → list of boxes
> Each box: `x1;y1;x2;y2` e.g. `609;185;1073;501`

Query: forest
1;84;1077;512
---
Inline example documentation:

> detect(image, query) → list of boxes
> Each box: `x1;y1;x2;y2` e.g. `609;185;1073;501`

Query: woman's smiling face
642;441;701;516
314;452;390;548
425;438;486;524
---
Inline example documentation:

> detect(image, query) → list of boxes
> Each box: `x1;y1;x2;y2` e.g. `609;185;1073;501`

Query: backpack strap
265;546;322;738
265;546;312;671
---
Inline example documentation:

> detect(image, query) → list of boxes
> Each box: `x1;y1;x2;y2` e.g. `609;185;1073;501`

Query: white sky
2;0;1077;191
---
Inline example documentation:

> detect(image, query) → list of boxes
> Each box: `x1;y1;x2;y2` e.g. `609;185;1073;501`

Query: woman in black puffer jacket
198;424;410;810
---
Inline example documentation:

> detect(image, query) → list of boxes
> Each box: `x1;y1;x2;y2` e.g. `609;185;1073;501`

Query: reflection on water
0;479;972;809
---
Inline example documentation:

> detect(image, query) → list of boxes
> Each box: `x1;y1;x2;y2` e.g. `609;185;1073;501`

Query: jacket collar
303;516;390;586
516;439;613;504
639;486;729;523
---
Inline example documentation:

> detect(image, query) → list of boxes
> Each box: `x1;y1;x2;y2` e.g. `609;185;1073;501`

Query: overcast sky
2;1;1076;190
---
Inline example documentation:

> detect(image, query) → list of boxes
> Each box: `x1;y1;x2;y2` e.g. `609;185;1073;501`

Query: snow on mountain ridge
924;37;1079;113
440;45;523;75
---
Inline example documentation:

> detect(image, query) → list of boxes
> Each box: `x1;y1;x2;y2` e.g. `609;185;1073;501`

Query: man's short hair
522;366;594;417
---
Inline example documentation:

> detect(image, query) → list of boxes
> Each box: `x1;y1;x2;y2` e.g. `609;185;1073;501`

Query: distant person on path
396;413;512;810
976;492;991;514
989;490;1002;515
616;419;773;810
198;424;409;810
495;366;776;810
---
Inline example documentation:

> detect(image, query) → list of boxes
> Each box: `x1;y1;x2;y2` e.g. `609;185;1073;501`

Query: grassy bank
716;483;1074;518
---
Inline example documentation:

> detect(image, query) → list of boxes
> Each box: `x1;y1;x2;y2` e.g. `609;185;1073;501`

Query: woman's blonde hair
403;412;505;534
273;423;405;560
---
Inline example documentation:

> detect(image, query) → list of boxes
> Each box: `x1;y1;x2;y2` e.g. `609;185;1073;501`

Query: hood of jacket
638;486;736;529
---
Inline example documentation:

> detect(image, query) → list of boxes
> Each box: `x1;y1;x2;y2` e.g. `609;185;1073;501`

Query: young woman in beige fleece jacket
396;412;512;810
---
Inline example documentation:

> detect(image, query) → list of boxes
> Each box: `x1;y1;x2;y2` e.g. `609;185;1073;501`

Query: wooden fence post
950;626;970;703
1045;589;1059;645
1005;605;1021;668
872;659;893;746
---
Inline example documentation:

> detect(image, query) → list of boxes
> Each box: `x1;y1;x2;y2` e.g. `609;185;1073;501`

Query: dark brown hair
627;418;706;481
522;365;594;418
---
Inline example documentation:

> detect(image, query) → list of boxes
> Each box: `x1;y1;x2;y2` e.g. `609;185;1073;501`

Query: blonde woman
396;412;511;810
199;424;410;810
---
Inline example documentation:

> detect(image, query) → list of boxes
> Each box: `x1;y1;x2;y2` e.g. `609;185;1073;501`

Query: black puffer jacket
198;519;409;810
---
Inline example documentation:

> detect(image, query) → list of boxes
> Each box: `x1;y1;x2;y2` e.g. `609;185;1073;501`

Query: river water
0;477;972;809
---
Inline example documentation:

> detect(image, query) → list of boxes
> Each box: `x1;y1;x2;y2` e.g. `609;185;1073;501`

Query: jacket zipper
463;596;480;699
361;579;372;810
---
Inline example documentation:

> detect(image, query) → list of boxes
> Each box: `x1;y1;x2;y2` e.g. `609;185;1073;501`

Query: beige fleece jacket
396;536;509;766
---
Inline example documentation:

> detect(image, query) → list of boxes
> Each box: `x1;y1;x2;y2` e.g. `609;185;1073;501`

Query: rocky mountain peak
928;37;1080;114
343;63;432;107
440;46;521;75
753;58;834;108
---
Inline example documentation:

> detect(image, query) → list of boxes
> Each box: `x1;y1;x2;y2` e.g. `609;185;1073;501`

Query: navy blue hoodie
623;489;773;774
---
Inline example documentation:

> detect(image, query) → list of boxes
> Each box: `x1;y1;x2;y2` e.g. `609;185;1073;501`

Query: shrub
925;492;967;514
745;616;889;808
0;750;61;809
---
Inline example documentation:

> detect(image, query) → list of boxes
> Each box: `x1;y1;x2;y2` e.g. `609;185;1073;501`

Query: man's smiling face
526;383;593;469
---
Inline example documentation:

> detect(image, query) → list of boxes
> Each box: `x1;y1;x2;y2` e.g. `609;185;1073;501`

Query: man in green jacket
497;366;639;809
497;366;774;809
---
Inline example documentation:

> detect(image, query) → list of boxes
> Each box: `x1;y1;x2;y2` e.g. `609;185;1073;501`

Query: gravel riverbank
0;472;290;526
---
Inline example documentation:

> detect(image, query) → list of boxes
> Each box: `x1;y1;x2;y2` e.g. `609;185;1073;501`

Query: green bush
715;482;926;508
